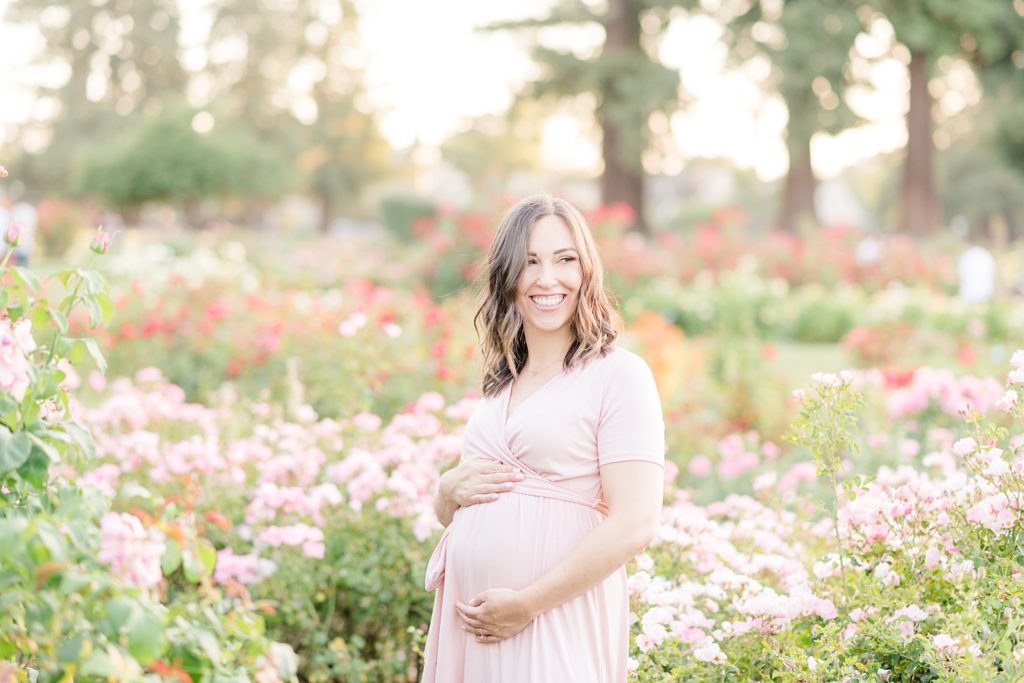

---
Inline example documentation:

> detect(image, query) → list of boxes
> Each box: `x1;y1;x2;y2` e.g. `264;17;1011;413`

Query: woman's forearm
434;471;458;527
518;513;656;618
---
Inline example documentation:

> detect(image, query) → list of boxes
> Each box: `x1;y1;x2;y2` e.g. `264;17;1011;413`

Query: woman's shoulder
583;344;652;378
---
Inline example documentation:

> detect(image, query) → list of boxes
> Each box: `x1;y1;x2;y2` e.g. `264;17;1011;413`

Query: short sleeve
597;352;665;468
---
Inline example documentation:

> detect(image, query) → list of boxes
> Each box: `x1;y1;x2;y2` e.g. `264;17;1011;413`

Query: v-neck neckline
503;369;567;427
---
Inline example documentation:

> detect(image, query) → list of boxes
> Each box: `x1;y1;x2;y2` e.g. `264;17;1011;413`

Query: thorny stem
45;256;96;367
830;465;850;604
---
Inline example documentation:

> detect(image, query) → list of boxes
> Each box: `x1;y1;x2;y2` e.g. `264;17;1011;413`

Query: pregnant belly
445;491;603;597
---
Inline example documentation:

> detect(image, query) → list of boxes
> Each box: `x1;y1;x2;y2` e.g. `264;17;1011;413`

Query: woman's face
515;214;584;338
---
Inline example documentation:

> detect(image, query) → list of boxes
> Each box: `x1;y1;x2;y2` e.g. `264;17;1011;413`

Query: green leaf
54;268;75;288
66;338;86;364
197;538;217;575
82;270;104;296
17;447;51;488
195;628;223;666
54;335;75;359
63;422;96;460
162;539;182;576
126;606;165;664
31;302;51;334
81;647;142;678
11;266;40;293
0;289;6;309
95;293;116;326
0;394;18;416
26;433;61;461
59;572;90;596
84;297;102;328
183;549;202;583
58;634;88;663
48;307;69;334
80;338;107;373
0;431;32;473
105;596;137;632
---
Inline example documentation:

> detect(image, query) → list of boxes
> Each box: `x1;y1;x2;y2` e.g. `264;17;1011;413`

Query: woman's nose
537;263;557;286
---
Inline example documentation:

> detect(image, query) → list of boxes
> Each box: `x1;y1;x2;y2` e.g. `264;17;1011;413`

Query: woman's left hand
455;589;535;643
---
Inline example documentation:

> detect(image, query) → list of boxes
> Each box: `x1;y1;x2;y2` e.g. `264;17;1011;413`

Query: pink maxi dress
422;345;665;683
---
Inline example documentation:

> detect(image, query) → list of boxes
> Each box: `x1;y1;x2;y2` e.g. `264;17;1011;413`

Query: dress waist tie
425;454;607;591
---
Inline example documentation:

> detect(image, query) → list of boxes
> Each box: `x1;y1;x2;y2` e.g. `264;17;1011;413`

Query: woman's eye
560;257;576;263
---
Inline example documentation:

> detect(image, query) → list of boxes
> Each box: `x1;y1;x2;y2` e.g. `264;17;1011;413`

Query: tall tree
490;0;690;234
207;0;391;231
6;0;187;188
863;0;1018;235
206;0;306;135
717;0;862;231
440;100;549;197
300;1;391;232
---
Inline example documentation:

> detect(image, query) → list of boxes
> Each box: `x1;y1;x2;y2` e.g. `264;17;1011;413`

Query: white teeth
531;295;565;309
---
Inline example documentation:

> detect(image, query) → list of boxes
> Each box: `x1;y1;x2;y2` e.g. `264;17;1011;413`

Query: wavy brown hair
473;194;621;398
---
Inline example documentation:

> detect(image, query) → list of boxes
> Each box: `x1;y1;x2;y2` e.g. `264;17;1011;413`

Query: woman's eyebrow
527;248;579;256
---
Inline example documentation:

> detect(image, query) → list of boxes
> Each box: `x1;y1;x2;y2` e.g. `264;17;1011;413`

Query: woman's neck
522;329;573;371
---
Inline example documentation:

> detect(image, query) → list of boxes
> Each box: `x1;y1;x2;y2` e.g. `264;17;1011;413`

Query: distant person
855;234;882;265
10;202;38;266
957;241;996;303
421;194;664;682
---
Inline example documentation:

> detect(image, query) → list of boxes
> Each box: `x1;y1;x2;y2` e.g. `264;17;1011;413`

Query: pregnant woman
421;194;665;682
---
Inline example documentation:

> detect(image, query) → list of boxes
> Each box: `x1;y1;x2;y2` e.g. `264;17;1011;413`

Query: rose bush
0;168;297;683
53;333;1024;681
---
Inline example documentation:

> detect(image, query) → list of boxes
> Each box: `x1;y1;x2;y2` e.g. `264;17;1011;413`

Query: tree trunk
778;114;818;232
600;113;647;235
900;50;940;235
1003;197;1019;242
319;192;332;234
600;0;648;235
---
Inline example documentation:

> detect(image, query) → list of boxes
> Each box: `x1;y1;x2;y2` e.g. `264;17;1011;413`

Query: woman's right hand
441;459;524;507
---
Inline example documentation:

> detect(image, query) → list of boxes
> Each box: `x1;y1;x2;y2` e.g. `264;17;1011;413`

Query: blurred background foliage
0;0;1021;242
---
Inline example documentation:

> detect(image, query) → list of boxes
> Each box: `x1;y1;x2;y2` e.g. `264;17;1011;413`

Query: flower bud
89;227;112;254
3;222;25;247
0;165;8;178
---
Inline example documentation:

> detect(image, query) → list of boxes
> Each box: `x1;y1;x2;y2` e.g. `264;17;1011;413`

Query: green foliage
378;194;438;241
0;169;297;681
73;107;292;213
786;372;866;599
259;512;433;682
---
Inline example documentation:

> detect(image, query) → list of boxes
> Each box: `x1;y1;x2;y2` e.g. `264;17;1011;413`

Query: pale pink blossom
214;549;277;584
352;412;382;431
98;512;166;589
966;494;1017;534
1;319;36;401
891;605;928;622
692;641;727;664
898;439;921;458
953;438;977;457
134;367;164;383
414;391;446;414
997;390;1019;412
3;222;25;247
688;455;711;477
932;633;961;652
338;312;367;337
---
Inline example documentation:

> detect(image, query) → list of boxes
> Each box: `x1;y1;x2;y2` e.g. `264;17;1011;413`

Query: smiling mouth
530;294;566;310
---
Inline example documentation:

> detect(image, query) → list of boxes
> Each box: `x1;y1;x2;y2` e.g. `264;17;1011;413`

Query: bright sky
0;0;918;181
